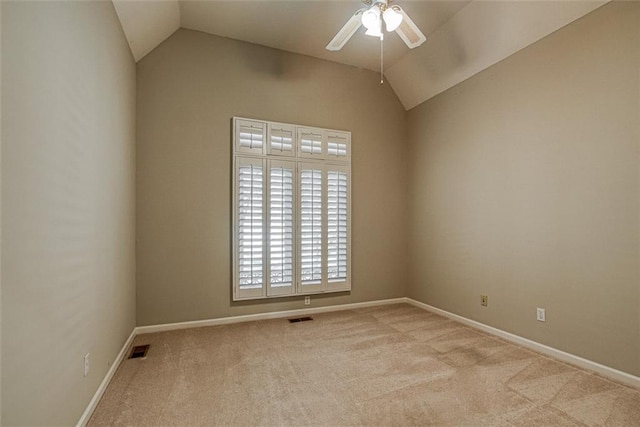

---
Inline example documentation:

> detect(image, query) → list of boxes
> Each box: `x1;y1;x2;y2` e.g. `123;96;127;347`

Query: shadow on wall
242;45;311;81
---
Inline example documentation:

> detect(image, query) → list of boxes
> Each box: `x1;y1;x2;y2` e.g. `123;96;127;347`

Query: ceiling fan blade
326;8;365;51
394;6;426;49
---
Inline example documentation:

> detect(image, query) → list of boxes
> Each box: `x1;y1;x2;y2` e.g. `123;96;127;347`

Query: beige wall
0;1;3;418
1;1;136;425
407;1;639;376
136;29;408;326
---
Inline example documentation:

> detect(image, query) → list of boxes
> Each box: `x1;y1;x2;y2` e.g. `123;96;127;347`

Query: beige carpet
89;304;640;426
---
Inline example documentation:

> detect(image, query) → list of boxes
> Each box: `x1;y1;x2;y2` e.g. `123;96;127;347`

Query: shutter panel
235;118;266;155
327;166;350;291
326;131;350;161
234;157;265;299
267;123;295;157
299;163;324;293
298;127;325;159
267;160;295;296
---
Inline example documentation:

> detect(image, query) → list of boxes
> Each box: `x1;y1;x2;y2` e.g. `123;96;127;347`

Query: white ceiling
112;0;608;110
113;0;180;61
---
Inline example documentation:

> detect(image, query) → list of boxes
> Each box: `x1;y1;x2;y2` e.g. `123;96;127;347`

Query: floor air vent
288;316;313;323
129;344;150;359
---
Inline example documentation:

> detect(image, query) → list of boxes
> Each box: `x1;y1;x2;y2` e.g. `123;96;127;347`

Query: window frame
232;117;351;301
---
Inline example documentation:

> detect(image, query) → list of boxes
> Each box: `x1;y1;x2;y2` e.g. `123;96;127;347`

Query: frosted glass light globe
361;7;380;30
383;7;403;32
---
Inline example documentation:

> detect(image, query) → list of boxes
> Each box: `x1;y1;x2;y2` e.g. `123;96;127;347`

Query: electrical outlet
304;296;310;305
536;308;546;322
84;353;90;377
480;295;488;307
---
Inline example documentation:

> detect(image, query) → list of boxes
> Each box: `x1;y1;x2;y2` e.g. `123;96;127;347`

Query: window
232;117;351;300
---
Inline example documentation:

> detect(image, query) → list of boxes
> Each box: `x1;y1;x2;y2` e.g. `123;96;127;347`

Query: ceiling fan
326;0;426;52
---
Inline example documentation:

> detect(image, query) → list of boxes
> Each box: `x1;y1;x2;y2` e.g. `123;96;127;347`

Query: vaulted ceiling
112;0;608;110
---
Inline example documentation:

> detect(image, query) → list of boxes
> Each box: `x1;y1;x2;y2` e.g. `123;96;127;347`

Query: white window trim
232;117;351;301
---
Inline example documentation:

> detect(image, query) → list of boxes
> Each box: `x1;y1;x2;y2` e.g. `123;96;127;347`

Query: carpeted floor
89;303;640;426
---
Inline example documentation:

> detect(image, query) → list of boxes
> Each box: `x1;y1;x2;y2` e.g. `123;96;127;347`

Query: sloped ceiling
112;0;180;62
112;0;608;110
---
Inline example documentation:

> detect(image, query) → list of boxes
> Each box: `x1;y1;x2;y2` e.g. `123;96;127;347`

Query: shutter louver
299;128;324;158
300;167;323;288
235;119;266;155
327;132;350;160
327;170;348;282
268;124;295;156
237;162;264;293
240;128;262;149
268;162;294;294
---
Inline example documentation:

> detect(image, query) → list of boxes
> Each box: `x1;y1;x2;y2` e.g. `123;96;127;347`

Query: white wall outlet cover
536;308;546;322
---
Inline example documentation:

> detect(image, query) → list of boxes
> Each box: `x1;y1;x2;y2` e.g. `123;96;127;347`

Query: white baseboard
76;328;137;427
135;297;407;334
405;297;640;389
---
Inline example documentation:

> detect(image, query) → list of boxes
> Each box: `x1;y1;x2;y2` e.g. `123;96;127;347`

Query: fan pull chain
380;33;384;85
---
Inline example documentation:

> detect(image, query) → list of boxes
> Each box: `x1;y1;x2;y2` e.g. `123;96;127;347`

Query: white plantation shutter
326;131;350;161
327;166;350;291
233;117;350;300
235;119;266;155
268;160;295;296
299;164;324;293
268;124;295;157
235;157;266;299
298;128;325;159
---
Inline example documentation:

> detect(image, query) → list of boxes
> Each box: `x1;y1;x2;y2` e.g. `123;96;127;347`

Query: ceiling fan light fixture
326;0;426;53
361;7;380;30
383;6;403;32
365;22;383;38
